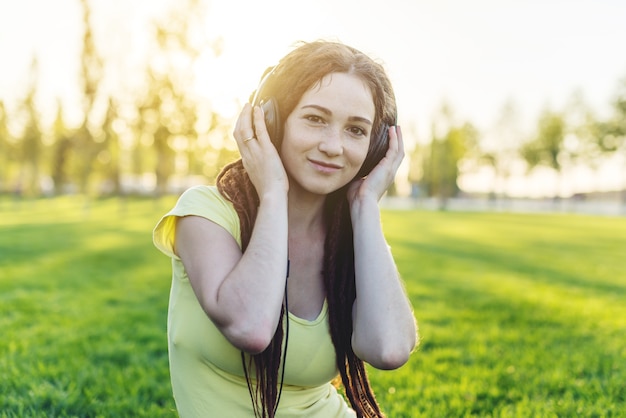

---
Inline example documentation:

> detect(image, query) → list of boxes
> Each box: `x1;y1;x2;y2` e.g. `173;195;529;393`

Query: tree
407;134;426;199
594;77;626;203
50;102;73;195
0;101;11;192
481;99;524;200
564;90;602;166
71;0;104;195
134;0;222;196
97;97;122;195
421;104;478;209
14;59;43;197
197;113;240;184
520;108;568;197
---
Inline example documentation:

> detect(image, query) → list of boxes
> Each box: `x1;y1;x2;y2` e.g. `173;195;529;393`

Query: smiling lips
308;158;342;173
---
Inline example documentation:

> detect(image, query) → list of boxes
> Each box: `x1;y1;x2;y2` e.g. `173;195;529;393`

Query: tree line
407;85;626;205
1;0;625;202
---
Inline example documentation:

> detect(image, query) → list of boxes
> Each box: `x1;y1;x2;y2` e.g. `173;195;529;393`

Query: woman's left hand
347;125;405;205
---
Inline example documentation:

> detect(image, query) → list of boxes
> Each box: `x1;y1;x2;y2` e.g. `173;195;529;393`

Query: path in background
382;196;626;217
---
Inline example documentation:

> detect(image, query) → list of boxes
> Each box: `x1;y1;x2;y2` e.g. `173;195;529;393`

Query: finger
233;103;256;147
393;126;404;171
233;103;249;137
396;126;404;152
395;126;405;160
252;105;272;146
388;126;404;167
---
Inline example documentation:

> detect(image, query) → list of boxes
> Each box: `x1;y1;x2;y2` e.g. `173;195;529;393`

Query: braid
324;191;385;418
216;159;258;251
241;312;285;418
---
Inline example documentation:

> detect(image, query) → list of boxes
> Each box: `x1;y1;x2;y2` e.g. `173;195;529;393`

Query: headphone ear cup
358;124;389;177
259;98;281;145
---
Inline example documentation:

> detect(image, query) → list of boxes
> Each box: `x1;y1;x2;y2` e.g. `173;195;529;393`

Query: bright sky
1;0;625;196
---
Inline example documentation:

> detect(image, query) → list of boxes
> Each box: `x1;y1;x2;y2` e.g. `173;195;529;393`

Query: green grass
0;196;178;417
1;197;625;417
372;209;626;417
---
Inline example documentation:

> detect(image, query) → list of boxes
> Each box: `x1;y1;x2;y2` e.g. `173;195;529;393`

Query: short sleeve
152;185;241;259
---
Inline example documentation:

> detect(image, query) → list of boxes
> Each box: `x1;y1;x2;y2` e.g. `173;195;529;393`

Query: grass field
1;196;624;417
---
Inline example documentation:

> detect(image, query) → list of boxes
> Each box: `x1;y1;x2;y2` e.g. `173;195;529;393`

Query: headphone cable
273;258;290;415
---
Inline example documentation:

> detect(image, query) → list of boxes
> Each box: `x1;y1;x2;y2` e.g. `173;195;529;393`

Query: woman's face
280;72;375;197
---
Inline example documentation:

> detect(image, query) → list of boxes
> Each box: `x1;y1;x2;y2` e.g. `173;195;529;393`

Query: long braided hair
216;40;397;417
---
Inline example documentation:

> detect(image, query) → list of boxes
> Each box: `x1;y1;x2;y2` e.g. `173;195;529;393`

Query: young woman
153;40;418;418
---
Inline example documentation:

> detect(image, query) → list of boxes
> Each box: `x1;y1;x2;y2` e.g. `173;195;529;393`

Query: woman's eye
306;115;324;123
349;126;367;137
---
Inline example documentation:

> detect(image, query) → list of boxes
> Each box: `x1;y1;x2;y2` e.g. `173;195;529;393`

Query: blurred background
1;0;625;212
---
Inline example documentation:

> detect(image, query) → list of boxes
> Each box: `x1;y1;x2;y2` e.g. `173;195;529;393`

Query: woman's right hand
233;103;288;198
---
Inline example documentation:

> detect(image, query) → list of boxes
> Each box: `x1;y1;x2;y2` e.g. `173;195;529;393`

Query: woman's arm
348;126;418;369
176;104;289;354
175;191;287;354
349;196;417;369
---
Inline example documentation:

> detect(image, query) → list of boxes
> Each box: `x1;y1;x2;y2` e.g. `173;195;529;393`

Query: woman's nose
317;128;343;156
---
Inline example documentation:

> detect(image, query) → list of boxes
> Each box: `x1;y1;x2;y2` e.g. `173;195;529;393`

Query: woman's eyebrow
301;104;332;115
348;116;373;126
301;104;372;125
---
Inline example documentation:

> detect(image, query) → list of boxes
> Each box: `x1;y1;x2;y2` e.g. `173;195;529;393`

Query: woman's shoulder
153;184;241;257
178;184;228;205
174;184;238;226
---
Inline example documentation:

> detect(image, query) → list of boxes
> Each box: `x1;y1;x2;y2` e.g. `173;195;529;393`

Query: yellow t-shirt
153;185;356;418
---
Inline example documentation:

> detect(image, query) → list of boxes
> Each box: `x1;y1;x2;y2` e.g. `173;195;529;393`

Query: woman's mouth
309;159;342;173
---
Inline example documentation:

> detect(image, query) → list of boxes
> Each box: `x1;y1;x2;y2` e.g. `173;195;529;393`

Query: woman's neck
287;187;326;236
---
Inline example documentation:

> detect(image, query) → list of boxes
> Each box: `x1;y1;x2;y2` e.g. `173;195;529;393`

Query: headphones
251;67;282;146
251;67;395;178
